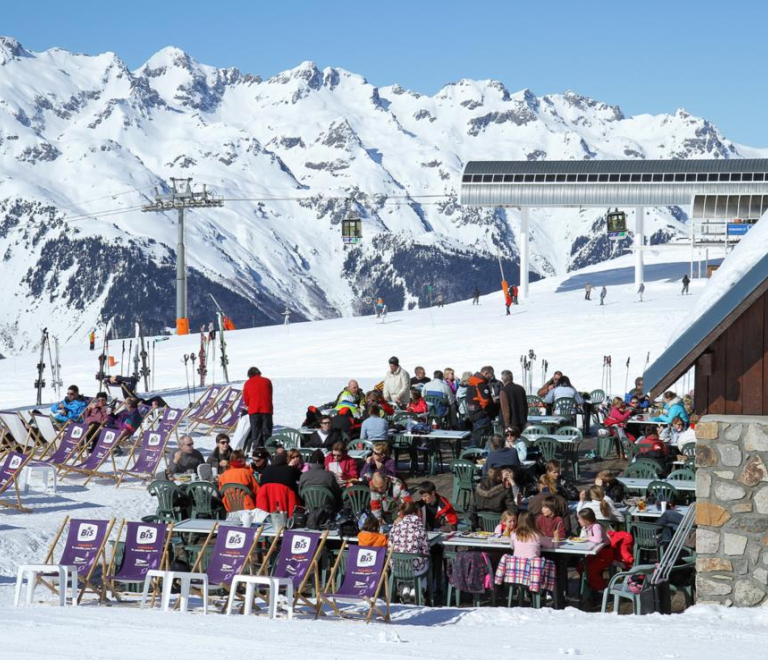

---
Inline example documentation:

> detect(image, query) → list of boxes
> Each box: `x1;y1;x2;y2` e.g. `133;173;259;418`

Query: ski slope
0;245;707;414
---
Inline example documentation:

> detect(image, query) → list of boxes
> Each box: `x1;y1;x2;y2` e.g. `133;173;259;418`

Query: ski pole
190;354;197;403
183;354;191;405
624;357;631;397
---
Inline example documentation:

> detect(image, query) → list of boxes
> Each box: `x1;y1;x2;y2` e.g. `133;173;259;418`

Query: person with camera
468;467;518;531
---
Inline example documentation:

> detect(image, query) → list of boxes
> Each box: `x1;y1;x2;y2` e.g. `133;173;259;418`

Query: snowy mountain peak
0;36;29;65
140;45;195;73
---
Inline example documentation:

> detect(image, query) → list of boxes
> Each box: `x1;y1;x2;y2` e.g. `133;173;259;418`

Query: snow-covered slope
0;36;761;354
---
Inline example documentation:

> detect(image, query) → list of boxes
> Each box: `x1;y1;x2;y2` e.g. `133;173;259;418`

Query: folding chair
141;523;262;613
0;411;35;453
32;413;69;453
104;520;173;602
0;450;33;512
186;386;230;425
190;389;243;433
58;427;127;485
14;517;115;606
231;528;330;617
34;422;89;468
115;428;171;488
319;543;392;623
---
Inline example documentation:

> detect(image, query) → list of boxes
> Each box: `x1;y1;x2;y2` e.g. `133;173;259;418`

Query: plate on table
567;537;587;543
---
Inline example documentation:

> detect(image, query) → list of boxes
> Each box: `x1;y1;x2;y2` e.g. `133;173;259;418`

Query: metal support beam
520;207;530;299
176;208;187;329
634;206;644;288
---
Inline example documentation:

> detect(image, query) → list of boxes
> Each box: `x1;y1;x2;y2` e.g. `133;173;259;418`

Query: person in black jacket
465;367;499;448
499;370;528;430
469;467;518;530
298;449;343;509
306;416;334;448
107;375;168;408
259;449;301;493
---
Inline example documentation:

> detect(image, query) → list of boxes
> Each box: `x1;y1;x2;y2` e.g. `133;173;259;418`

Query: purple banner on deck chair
206;526;259;584
59;519;111;574
131;430;168;474
336;545;386;599
44;423;88;464
160;407;182;428
111;522;166;581
0;450;25;488
273;530;320;588
75;428;120;469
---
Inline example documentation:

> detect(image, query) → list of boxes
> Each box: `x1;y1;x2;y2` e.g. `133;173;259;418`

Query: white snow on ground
1;247;764;658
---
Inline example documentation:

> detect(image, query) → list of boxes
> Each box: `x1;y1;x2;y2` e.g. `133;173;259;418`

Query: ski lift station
459;159;768;299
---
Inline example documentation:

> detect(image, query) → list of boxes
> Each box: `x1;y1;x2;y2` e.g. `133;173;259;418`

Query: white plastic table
617;477;695;492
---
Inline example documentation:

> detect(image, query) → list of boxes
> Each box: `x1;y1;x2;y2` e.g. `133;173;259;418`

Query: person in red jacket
416;481;458;531
218;450;260;511
242;366;273;454
324;441;359;485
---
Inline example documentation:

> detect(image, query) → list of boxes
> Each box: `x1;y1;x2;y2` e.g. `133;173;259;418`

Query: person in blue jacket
50;384;87;423
651;391;690;425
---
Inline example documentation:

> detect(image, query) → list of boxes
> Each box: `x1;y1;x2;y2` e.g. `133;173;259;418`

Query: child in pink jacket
508;511;554;559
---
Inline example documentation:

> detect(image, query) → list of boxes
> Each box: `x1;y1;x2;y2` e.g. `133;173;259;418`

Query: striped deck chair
58;427;127;485
0;450;34;512
32;413;69;454
104;520;173;602
319;543;393;623
14;516;115;605
115;428;172;488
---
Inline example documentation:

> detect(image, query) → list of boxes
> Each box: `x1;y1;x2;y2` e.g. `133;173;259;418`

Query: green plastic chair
533;437;563;462
424;395;449;423
646;480;679;504
342;485;371;517
269;429;301;450
634;457;664;475
620;437;640;461
145;480;182;523
681;443;696;458
300;485;336;510
445;550;495;607
391;433;415;473
415;436;445;475
601;563;653;614
527;395;545;414
297;448;316;463
522;425;548;437
596;432;617;460
347;439;375;452
389;552;432;606
629;521;665;565
460;448;487;461
393;412;420;424
219;483;253;513
451;459;477;512
668;468;695;481
553;397;578;425
185;481;223;520
556;426;583;442
623;462;659;480
556;427;582;479
476;511;502;532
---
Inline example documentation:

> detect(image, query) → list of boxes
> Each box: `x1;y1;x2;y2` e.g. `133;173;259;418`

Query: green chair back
147;479;181;522
220;483;252;513
681;443;696;458
596;433;617;460
451;459;477;512
297;448;316;463
185;481;222;519
393;412;420;424
556;426;583;442
522;425;548;437
348;439;375;452
623;463;659;479
533;436;562;462
269;429;301;450
342;485;371;517
634;457;664;475
301;485;336;510
476;511;502;532
589;389;606;405
527;395;545;414
668;468;695;482
646;480;679;504
460;448;486;461
553;397;578;416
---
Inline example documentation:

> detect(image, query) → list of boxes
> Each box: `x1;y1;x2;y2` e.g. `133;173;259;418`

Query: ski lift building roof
643;218;768;414
460;159;768;206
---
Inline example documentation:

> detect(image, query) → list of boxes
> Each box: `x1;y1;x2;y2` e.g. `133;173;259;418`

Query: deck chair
37;422;90;468
58;427;127;485
187;385;229;424
32;413;68;453
14;516;115;606
319;542;392;623
0;411;35;453
156;407;185;438
141;523;262;613
115;428;171;488
0;450;33;512
239;529;330;616
189;389;243;433
104;520;173;602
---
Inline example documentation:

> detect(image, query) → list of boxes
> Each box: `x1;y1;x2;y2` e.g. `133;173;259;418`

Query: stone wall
695;415;768;606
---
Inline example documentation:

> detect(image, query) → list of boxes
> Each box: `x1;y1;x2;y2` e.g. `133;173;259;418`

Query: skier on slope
472;287;480;305
638;282;645;302
585;283;593;300
681;273;690;295
599;286;607;306
89;330;95;351
504;288;513;316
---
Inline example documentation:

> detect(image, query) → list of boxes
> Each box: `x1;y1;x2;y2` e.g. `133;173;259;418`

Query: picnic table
626;504;691;519
628;415;669;426
617;477;695;493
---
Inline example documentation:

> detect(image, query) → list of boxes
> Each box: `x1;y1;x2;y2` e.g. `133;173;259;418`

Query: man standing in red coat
242;366;273;454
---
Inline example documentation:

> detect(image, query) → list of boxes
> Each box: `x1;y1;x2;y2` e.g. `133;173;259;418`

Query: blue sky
4;0;768;146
